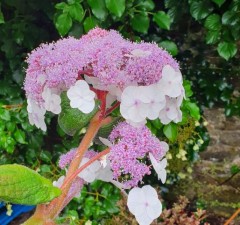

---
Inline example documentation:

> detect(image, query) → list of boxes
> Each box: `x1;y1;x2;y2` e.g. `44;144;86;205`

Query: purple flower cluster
24;28;179;104
108;122;167;188
58;149;97;169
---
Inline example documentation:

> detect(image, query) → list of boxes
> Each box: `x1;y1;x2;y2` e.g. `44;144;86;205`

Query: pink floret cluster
25;37;83;103
58;149;97;169
24;28;179;104
108;122;167;188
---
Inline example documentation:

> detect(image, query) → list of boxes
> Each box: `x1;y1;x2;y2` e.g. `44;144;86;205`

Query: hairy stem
25;112;112;223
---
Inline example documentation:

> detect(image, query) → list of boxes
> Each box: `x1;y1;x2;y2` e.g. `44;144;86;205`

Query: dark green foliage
56;181;121;224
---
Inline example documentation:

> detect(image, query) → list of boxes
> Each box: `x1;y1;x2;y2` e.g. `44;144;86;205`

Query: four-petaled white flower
120;85;166;125
42;87;61;114
27;98;47;132
96;158;113;182
157;65;183;98
120;86;149;124
159;95;183;124
78;155;114;183
67;80;96;114
78;157;101;183
127;185;162;225
149;153;167;184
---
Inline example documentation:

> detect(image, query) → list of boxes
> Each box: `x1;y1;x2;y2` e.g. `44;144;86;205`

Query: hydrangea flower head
24;27;184;131
108;122;168;188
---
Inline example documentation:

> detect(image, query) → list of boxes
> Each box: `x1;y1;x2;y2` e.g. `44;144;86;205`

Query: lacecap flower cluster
24;28;184;130
25;28;185;225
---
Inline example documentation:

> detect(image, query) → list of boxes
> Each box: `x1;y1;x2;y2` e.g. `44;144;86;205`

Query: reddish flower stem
61;148;110;190
106;101;120;115
224;208;240;225
25;112;112;224
78;69;93;77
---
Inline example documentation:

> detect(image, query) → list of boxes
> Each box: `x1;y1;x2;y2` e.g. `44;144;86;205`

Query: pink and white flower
67;80;96;114
149;153;167;184
27;98;46;132
127;185;162;225
42;87;61;114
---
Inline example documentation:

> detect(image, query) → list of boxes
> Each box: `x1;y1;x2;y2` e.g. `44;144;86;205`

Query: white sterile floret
27;98;47;132
96;159;114;182
120;86;149;123
84;76;106;91
125;49;151;58
159;95;183;124
99;137;113;147
67;80;96;114
42;87;61;114
53;175;65;188
127;185;162;225
37;74;46;85
160;141;169;153
144;84;166;120
120;85;165;125
157;65;183;98
149;153;167;184
78;157;101;183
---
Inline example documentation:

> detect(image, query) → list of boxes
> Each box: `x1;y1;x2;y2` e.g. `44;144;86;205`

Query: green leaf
185;101;200;120
68;3;84;22
58;92;98;136
217;42;237;60
151;118;162;129
87;0;108;21
205;30;220;44
0;164;61;205
159;40;178;56
211;0;225;7
105;0;125;17
163;123;177;142
40;164;51;173
0;136;16;154
153;11;171;30
0;9;4;24
204;14;221;30
0;109;11;121
183;80;193;98
95;117;120;145
190;1;214;20
40;151;52;163
83;17;98;32
6;122;15;132
222;10;239;26
55;2;68;10
14;129;26;144
55;13;72;36
231;26;240;40
230;165;240;175
130;13;150;34
138;0;155;11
